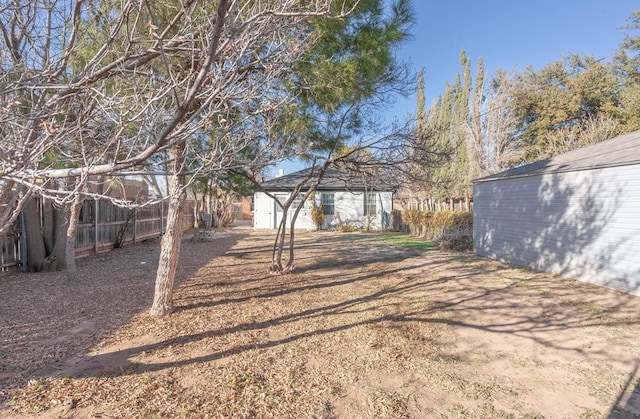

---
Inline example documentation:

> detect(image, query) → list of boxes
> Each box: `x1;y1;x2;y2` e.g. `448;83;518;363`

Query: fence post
160;200;164;235
94;199;99;254
19;211;27;272
133;207;137;243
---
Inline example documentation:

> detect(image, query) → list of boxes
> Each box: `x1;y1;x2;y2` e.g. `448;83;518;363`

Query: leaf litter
1;229;640;418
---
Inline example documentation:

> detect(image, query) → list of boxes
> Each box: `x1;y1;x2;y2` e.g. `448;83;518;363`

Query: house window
321;193;334;216
291;194;304;210
364;192;377;216
276;194;288;210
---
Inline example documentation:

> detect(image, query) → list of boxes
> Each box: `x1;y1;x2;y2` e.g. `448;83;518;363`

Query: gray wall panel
474;164;640;296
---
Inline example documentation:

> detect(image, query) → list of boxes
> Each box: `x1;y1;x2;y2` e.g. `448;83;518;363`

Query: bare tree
483;70;524;173
535;115;619;160
1;0;356;315
264;121;415;274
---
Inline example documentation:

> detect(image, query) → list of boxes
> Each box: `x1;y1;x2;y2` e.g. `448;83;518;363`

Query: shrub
391;209;403;231
334;212;357;233
310;201;325;230
364;212;376;232
401;209;432;236
400;209;420;227
428;210;473;251
439;228;473;251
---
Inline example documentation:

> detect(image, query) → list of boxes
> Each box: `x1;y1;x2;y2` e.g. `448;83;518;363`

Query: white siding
329;191;393;230
253;191;393;230
253;192;316;230
474;164;640;296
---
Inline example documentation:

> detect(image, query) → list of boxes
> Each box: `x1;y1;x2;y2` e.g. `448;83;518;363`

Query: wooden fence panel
136;218;163;240
0;230;21;271
397;197;473;212
0;198;196;271
76;223;95;250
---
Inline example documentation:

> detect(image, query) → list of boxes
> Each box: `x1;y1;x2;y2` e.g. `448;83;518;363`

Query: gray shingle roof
260;167;391;192
474;129;640;183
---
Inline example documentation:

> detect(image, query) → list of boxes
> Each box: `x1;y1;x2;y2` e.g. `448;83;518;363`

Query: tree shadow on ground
52;232;640;416
608;360;640;418
475;162;640;415
5;229;640;416
0;229;248;403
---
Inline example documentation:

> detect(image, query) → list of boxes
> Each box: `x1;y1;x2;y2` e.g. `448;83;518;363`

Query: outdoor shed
254;168;393;230
473;130;640;296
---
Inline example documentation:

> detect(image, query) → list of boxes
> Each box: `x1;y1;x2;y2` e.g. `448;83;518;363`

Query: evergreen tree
468;56;486;180
510;55;621;161
450;50;472;196
614;10;640;132
421;50;473;199
416;70;428;139
429;83;455;198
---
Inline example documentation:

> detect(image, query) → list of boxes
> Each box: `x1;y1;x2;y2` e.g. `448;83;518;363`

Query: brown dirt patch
1;229;640;418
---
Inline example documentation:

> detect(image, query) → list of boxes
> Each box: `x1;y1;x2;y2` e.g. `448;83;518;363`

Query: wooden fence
391;197;473;234
0;199;195;271
398;196;473;212
0;225;21;271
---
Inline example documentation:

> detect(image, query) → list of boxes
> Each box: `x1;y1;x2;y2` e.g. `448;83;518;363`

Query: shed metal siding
474;164;640;296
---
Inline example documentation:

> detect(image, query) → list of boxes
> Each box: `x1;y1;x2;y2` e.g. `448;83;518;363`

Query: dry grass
1;229;640;418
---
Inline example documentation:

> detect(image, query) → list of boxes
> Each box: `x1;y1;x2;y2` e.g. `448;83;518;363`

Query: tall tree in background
467;62;524;177
413;50;475;199
483;69;523;173
510;55;621;161
416;71;428;139
614;9;640;132
406;69;433;194
450;50;472;196
264;0;415;273
467;56;485;181
425;84;454;197
406;8;640;203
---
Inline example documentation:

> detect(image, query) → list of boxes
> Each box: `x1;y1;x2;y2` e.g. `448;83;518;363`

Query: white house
473;129;640;296
254;168;394;230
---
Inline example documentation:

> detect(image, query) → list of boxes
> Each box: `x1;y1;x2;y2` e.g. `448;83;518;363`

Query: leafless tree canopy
0;0;353;231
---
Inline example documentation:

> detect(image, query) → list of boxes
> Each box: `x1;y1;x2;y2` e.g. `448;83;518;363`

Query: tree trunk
150;143;185;317
65;192;84;282
270;208;287;272
45;203;69;272
42;199;55;255
283;209;300;273
23;198;46;272
269;163;327;273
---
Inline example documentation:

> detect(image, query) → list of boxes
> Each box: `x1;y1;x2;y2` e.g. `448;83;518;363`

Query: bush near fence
401;210;473;251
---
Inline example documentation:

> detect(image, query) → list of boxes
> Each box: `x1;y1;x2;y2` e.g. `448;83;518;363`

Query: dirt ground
1;226;640;418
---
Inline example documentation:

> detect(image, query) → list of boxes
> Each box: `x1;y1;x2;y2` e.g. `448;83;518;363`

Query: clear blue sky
392;0;636;118
276;1;637;176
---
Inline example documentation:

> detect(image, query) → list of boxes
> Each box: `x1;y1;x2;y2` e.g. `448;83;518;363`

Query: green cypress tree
468;56;486;180
450;50;472;197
